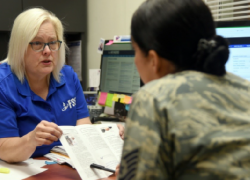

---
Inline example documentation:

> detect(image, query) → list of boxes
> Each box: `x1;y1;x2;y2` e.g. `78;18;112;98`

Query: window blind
204;0;250;21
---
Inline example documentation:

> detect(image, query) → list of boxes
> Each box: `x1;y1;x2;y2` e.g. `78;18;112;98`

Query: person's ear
148;50;161;73
148;50;176;78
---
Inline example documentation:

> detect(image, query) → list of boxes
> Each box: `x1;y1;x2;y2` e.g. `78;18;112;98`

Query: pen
90;163;115;173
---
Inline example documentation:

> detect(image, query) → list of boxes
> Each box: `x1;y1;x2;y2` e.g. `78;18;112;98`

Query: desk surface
24;157;116;180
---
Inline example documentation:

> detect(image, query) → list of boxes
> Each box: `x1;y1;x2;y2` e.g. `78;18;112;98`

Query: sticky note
128;97;133;104
105;40;114;45
120;97;125;104
0;168;10;174
125;104;130;111
112;94;119;102
105;93;114;107
124;95;131;104
45;161;57;165
98;92;108;105
96;92;105;107
117;94;125;99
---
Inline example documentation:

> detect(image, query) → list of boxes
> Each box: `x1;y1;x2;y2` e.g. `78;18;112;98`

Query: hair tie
197;39;216;53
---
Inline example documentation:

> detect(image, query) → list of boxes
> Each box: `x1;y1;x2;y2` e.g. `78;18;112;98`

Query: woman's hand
29;120;63;146
115;164;120;176
117;124;125;139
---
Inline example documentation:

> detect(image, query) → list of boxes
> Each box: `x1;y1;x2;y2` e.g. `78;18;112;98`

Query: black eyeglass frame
29;40;62;52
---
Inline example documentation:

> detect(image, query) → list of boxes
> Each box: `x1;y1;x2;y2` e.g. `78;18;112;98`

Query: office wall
86;0;144;88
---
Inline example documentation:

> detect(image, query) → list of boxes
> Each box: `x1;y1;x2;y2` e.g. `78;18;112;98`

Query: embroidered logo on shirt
62;97;76;111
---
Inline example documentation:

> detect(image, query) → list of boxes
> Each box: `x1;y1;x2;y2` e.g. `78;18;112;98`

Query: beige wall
86;0;144;87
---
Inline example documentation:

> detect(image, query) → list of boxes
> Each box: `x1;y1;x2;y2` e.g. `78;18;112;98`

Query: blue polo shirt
0;63;89;157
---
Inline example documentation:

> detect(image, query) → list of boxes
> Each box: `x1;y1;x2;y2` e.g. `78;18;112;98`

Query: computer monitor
216;21;250;81
99;42;140;95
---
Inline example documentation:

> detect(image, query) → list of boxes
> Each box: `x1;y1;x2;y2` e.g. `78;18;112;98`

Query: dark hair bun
193;35;229;76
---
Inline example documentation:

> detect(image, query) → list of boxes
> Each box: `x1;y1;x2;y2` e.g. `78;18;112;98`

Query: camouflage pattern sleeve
118;89;172;180
118;71;250;180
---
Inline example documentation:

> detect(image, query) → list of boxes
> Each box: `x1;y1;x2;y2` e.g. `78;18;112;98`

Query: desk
24;157;116;180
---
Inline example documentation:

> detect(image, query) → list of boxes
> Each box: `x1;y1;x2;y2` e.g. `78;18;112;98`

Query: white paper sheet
0;159;47;180
89;69;101;87
23;159;47;168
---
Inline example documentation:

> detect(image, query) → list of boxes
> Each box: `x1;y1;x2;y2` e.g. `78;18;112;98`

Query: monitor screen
216;21;250;81
83;91;98;106
99;43;140;95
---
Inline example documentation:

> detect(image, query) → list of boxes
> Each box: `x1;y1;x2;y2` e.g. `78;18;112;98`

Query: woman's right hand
29;120;63;146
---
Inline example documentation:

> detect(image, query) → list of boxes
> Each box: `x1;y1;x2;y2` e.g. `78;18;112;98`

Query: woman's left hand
117;124;124;139
115;164;120;176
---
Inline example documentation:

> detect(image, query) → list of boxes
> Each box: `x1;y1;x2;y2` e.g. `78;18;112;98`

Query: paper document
114;35;131;43
44;153;75;168
97;38;105;54
51;146;68;155
0;159;47;180
59;124;124;180
89;69;101;88
23;159;47;169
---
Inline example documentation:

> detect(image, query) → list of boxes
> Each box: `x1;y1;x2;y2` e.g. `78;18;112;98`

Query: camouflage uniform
118;71;250;180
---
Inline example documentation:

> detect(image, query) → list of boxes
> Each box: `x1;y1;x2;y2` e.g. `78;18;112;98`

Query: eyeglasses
29;40;62;52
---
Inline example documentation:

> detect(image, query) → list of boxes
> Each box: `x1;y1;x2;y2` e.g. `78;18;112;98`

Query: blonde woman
0;8;124;163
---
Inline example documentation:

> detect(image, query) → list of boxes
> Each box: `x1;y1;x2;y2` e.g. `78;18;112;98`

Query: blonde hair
2;8;67;83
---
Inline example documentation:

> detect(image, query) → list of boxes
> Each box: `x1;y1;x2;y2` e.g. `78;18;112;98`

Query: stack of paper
51;146;68;156
44;145;75;168
0;158;47;180
44;152;74;168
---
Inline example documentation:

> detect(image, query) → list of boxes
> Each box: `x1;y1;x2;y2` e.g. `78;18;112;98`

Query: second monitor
216;21;250;81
